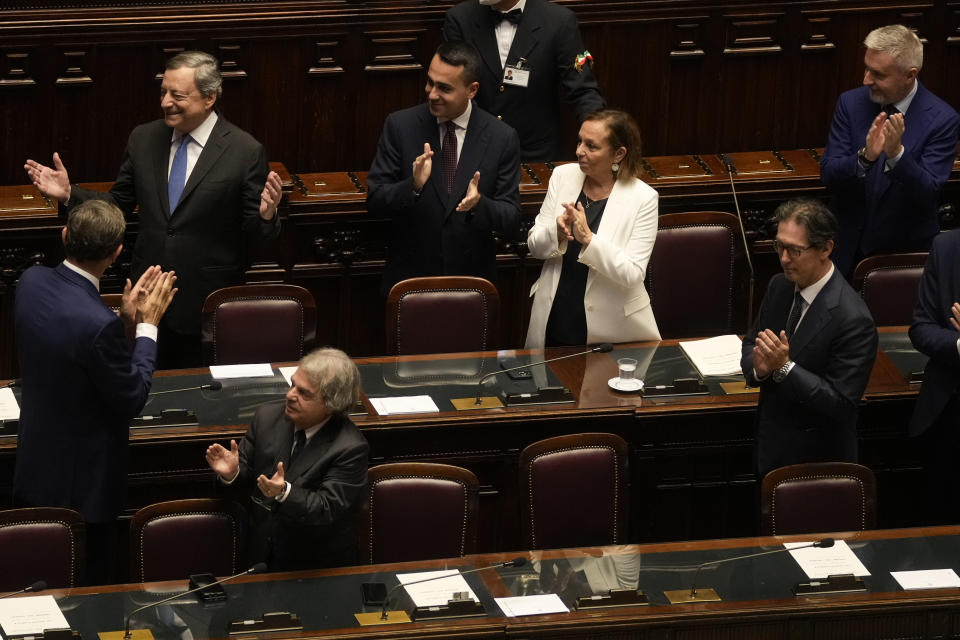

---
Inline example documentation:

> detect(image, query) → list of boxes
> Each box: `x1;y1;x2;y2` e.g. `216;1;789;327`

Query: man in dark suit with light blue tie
25;51;283;367
820;24;959;278
741;199;878;476
14;199;176;581
443;0;606;162
908;230;960;523
367;41;521;296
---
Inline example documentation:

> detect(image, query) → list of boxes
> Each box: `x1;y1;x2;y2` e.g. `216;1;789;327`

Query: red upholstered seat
359;463;478;564
761;462;877;535
129;499;246;582
519;433;629;550
386;276;500;355
0;507;85;590
853;253;927;326
201;284;316;365
645;212;748;338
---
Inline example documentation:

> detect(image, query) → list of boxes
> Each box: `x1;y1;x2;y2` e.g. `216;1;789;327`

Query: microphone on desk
0;580;46;599
473;344;613;406
115;563;266;639
665;538;833;603
149;380;223;396
378;557;526;622
1;378;20;389
720;154;756;328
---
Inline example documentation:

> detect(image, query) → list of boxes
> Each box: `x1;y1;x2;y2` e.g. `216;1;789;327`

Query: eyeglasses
772;240;813;258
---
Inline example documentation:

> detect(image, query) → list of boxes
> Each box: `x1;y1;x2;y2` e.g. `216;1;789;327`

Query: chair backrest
386;276;500;355
201;284;316;365
645;212;746;338
129;499;246;582
761;462;877;535
852;253;928;326
358;462;479;564
0;507;85;590
519;433;628;550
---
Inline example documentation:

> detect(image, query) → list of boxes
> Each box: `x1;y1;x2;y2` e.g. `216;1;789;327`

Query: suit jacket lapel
418;106;445;205
173;117;230;217
789;270;840;357
154;125;174;218
446;105;489;216
873;83;932;203
285;415;339;481
472;3;504;77
506;3;541;66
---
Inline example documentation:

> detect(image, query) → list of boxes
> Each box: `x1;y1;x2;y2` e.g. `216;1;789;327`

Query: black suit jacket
909;230;960;436
13;264;157;522
741;270;878;475
68;116;280;334
366;102;521;295
443;0;605;162
232;401;369;572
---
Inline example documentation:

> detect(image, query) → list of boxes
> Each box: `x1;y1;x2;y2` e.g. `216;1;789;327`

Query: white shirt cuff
218;467;240;485
277;481;292;503
136;323;158;342
955;338;960;358
885;146;904;170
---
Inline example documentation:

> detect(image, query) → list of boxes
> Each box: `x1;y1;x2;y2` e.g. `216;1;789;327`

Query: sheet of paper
0;387;19;420
278;366;297;386
369;395;440;416
0;595;70;636
678;334;744;377
494;593;568;617
786;540;871;579
209;363;275;379
396;570;478;607
891;568;960;590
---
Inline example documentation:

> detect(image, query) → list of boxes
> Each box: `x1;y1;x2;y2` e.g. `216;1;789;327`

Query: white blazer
524;163;661;349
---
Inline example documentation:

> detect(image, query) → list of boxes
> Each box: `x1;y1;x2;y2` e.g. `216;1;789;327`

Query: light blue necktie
167;134;191;214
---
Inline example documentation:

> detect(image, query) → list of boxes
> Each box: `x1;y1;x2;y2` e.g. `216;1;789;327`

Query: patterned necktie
441;121;458;194
290;429;307;465
167;134;191;214
785;291;804;340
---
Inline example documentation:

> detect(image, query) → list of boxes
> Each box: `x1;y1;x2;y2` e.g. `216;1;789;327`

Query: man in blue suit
820;24;959;278
909;230;960;523
741;199;877;476
13;200;176;581
367;41;521;296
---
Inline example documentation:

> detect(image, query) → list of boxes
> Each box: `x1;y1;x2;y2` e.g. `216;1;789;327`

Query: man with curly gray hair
821;24;959;277
205;347;368;571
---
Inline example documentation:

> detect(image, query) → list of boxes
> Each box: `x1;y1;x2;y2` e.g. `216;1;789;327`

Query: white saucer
608;377;643;392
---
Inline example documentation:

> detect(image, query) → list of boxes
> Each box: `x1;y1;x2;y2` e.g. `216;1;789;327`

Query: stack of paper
679;335;744;377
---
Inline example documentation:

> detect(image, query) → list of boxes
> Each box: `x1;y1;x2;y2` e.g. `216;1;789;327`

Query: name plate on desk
640;155;712;180
721;151;793;175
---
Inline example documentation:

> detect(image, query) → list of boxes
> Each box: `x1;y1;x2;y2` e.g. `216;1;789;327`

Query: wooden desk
34;526;960;640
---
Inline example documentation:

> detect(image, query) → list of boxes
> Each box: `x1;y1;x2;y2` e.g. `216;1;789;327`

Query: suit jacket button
167;230;175;236
499;85;505;92
497;115;502;120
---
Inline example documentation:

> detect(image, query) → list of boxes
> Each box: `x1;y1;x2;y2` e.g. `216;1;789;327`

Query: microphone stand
721;155;756;330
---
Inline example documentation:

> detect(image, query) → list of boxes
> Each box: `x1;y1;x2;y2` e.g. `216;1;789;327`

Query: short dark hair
582;109;644;182
166;50;223;98
772;198;838;249
436;41;482;86
64;200;126;262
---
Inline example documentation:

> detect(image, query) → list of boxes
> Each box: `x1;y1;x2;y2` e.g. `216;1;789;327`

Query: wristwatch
857;146;877;169
772;360;794;383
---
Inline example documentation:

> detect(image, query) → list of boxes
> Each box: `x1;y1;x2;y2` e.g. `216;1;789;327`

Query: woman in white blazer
525;110;661;349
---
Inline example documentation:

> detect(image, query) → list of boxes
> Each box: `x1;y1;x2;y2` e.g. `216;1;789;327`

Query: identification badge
503;64;530;87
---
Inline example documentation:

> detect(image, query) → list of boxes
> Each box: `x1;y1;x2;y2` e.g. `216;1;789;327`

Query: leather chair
129;499;246;582
761;462;877;535
0;507;85;590
645;211;747;338
386;276;500;355
852;253;928;326
519;433;628;550
358;462;479;564
201;284;316;365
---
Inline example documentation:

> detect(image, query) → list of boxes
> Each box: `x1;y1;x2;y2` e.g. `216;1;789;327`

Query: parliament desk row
0;329;925;554
1;146;959;376
14;525;960;640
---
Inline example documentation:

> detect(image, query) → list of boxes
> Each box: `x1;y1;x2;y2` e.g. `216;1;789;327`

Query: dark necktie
167;134;191;214
290;429;307;465
785;291;804;340
882;104;901;117
489;7;522;25
441;121;457;194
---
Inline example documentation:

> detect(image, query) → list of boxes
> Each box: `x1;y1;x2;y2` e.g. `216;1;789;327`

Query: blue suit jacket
13;263;156;522
443;0;606;162
820;83;959;276
909;230;960;436
741;270;878;475
366;102;521;296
